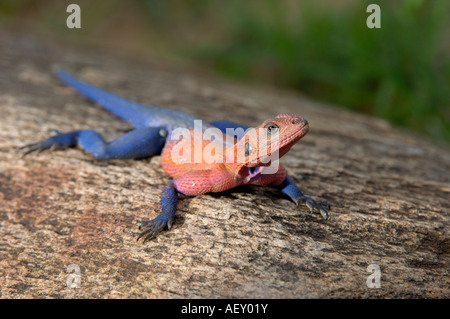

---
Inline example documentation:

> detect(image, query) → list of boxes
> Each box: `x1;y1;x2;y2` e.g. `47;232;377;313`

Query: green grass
1;0;449;142
185;0;450;142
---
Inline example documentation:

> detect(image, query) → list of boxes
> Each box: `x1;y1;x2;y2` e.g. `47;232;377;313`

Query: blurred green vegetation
1;0;449;142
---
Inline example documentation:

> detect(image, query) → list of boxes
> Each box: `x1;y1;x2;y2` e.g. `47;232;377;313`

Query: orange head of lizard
228;113;309;170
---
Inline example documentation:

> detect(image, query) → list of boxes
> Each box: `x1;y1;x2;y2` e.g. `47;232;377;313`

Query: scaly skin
162;114;308;195
20;71;330;243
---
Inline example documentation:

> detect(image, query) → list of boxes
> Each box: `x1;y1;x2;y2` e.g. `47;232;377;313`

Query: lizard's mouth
248;166;264;178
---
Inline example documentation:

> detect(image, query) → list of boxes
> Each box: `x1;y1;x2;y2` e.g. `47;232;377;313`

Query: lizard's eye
265;123;279;135
244;142;252;157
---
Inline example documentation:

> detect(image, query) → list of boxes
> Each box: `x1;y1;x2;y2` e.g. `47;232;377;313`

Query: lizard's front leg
277;175;330;220
138;180;178;243
19;127;167;160
137;169;226;242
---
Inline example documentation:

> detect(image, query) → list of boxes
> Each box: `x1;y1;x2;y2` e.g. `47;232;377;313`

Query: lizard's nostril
292;118;303;125
291;117;308;126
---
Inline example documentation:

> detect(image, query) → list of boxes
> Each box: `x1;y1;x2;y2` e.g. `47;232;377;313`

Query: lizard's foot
18;132;76;156
296;196;330;220
19;138;67;156
137;216;174;243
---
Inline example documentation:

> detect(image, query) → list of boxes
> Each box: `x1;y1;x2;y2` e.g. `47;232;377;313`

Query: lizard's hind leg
20;127;168;160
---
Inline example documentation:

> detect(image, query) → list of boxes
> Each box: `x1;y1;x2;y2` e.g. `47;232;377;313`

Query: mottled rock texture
0;30;448;298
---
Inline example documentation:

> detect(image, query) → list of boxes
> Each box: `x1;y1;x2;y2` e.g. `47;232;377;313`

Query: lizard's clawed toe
318;201;331;210
302;197;330;220
18;142;41;156
18;137;67;157
137;217;172;243
319;207;329;220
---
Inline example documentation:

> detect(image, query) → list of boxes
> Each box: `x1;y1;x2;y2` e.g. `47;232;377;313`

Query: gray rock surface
0;29;448;298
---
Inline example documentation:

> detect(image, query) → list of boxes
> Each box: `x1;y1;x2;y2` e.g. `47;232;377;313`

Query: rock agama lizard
21;71;330;242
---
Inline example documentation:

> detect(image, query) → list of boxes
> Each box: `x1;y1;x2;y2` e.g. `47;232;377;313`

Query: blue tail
56;70;163;128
